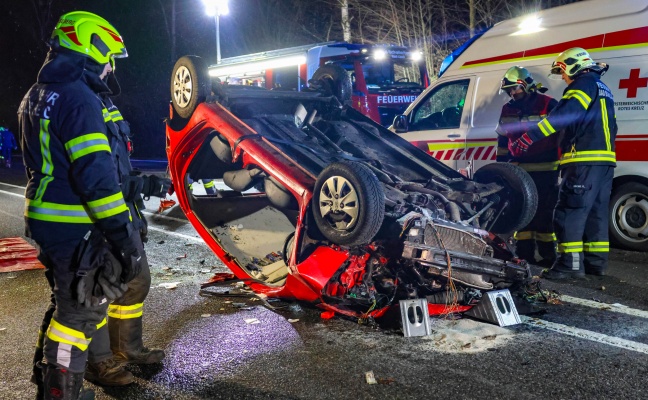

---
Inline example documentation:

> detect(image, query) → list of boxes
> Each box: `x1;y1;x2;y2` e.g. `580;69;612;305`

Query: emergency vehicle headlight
410;51;423;62
373;49;387;60
514;15;543;35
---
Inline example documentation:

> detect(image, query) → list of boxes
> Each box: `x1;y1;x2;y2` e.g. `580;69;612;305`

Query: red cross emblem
619;68;648;98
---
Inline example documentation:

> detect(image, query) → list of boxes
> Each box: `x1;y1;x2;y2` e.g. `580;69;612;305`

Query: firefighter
496;66;559;267
0;125;18;168
509;48;616;279
19;11;143;399
81;62;170;387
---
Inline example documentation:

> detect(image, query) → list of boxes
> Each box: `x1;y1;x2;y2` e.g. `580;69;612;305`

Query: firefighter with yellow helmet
496;66;560;267
19;11;156;399
509;48;616;279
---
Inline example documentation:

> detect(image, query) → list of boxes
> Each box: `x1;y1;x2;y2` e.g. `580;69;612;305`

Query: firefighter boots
85;358;134;386
114;346;165;365
42;363;94;400
541;267;585;280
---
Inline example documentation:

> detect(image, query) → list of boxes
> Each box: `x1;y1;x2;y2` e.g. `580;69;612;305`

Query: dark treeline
0;0;579;159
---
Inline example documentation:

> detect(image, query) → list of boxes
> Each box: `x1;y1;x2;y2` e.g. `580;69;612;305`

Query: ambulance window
410;79;469;130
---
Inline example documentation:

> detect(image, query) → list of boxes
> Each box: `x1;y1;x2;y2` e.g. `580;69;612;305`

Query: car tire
170;55;210;119
473;163;538;234
313;161;385;246
609;182;648;251
311;64;352;104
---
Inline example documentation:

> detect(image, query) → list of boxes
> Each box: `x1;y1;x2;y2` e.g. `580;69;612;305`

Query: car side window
410;79;469;131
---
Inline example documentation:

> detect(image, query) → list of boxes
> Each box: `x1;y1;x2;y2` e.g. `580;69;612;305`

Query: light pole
203;0;229;64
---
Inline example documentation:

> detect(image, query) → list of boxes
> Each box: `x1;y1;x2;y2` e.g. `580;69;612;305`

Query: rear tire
171;55;210;119
609;182;648;251
311;65;352;104
473;163;538;234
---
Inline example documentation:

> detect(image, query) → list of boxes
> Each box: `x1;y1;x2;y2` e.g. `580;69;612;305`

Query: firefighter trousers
514;170;559;263
553;165;614;274
104;228;152;355
33;244;109;374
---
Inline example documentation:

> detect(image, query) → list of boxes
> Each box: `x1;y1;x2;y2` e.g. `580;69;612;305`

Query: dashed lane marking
560;295;648;319
0;182;28;190
0;188;26;198
146;225;204;243
522;316;648;354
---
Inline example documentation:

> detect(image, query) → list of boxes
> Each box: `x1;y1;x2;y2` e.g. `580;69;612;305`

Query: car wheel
170;55;210;119
473;163;538;234
609;182;648;251
311;64;352;104
313;161;385;246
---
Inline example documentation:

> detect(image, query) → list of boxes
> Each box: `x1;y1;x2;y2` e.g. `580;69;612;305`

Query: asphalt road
1;160;648;400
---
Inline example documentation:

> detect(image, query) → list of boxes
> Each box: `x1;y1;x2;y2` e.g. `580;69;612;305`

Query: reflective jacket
102;95;146;232
496;92;559;171
18;51;131;245
526;72;617;167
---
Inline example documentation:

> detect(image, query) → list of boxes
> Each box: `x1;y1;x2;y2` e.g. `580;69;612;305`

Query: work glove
141;175;172;199
75;255;128;307
508;133;534;157
73;230;128;307
104;227;144;283
140;215;149;244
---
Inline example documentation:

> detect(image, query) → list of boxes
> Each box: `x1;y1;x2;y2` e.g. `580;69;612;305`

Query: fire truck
207;42;429;126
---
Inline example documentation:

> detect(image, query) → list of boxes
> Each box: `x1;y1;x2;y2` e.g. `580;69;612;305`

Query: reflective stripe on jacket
496;92;559;167
18;52;131;243
527;72;617;167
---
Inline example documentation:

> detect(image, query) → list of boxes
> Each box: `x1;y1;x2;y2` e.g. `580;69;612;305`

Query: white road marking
522;316;648;354
0;188;26;198
0;182;27;190
560;295;648;319
146;225;204;243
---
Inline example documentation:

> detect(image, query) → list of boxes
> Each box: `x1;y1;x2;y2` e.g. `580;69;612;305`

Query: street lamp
202;0;229;64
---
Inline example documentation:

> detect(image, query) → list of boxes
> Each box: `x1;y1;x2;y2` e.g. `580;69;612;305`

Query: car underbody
166;56;537;322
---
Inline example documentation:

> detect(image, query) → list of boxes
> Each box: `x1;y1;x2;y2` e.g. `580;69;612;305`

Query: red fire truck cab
208;42;429;126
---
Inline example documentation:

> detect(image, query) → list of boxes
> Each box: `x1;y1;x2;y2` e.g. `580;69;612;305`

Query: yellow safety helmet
501;66;536;93
550;47;596;78
51;11;127;65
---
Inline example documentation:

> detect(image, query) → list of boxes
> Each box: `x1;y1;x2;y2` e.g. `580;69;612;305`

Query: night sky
1;1;324;159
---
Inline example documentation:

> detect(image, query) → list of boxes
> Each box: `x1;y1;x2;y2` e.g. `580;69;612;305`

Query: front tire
473;163;538;234
312;161;385;246
609;182;648;251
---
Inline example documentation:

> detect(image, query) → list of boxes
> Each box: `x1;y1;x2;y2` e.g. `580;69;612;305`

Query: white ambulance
393;0;648;251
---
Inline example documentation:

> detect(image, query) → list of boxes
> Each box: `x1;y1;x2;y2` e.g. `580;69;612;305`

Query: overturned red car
165;55;537;322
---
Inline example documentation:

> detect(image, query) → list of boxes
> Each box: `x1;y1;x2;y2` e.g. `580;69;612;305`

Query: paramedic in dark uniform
496;66;559;267
509;48;617;279
19;11;142;399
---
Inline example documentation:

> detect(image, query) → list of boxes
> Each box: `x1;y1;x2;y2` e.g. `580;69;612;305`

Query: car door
398;77;474;172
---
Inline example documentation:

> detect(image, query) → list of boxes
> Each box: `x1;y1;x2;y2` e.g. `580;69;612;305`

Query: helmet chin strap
105;72;121;97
